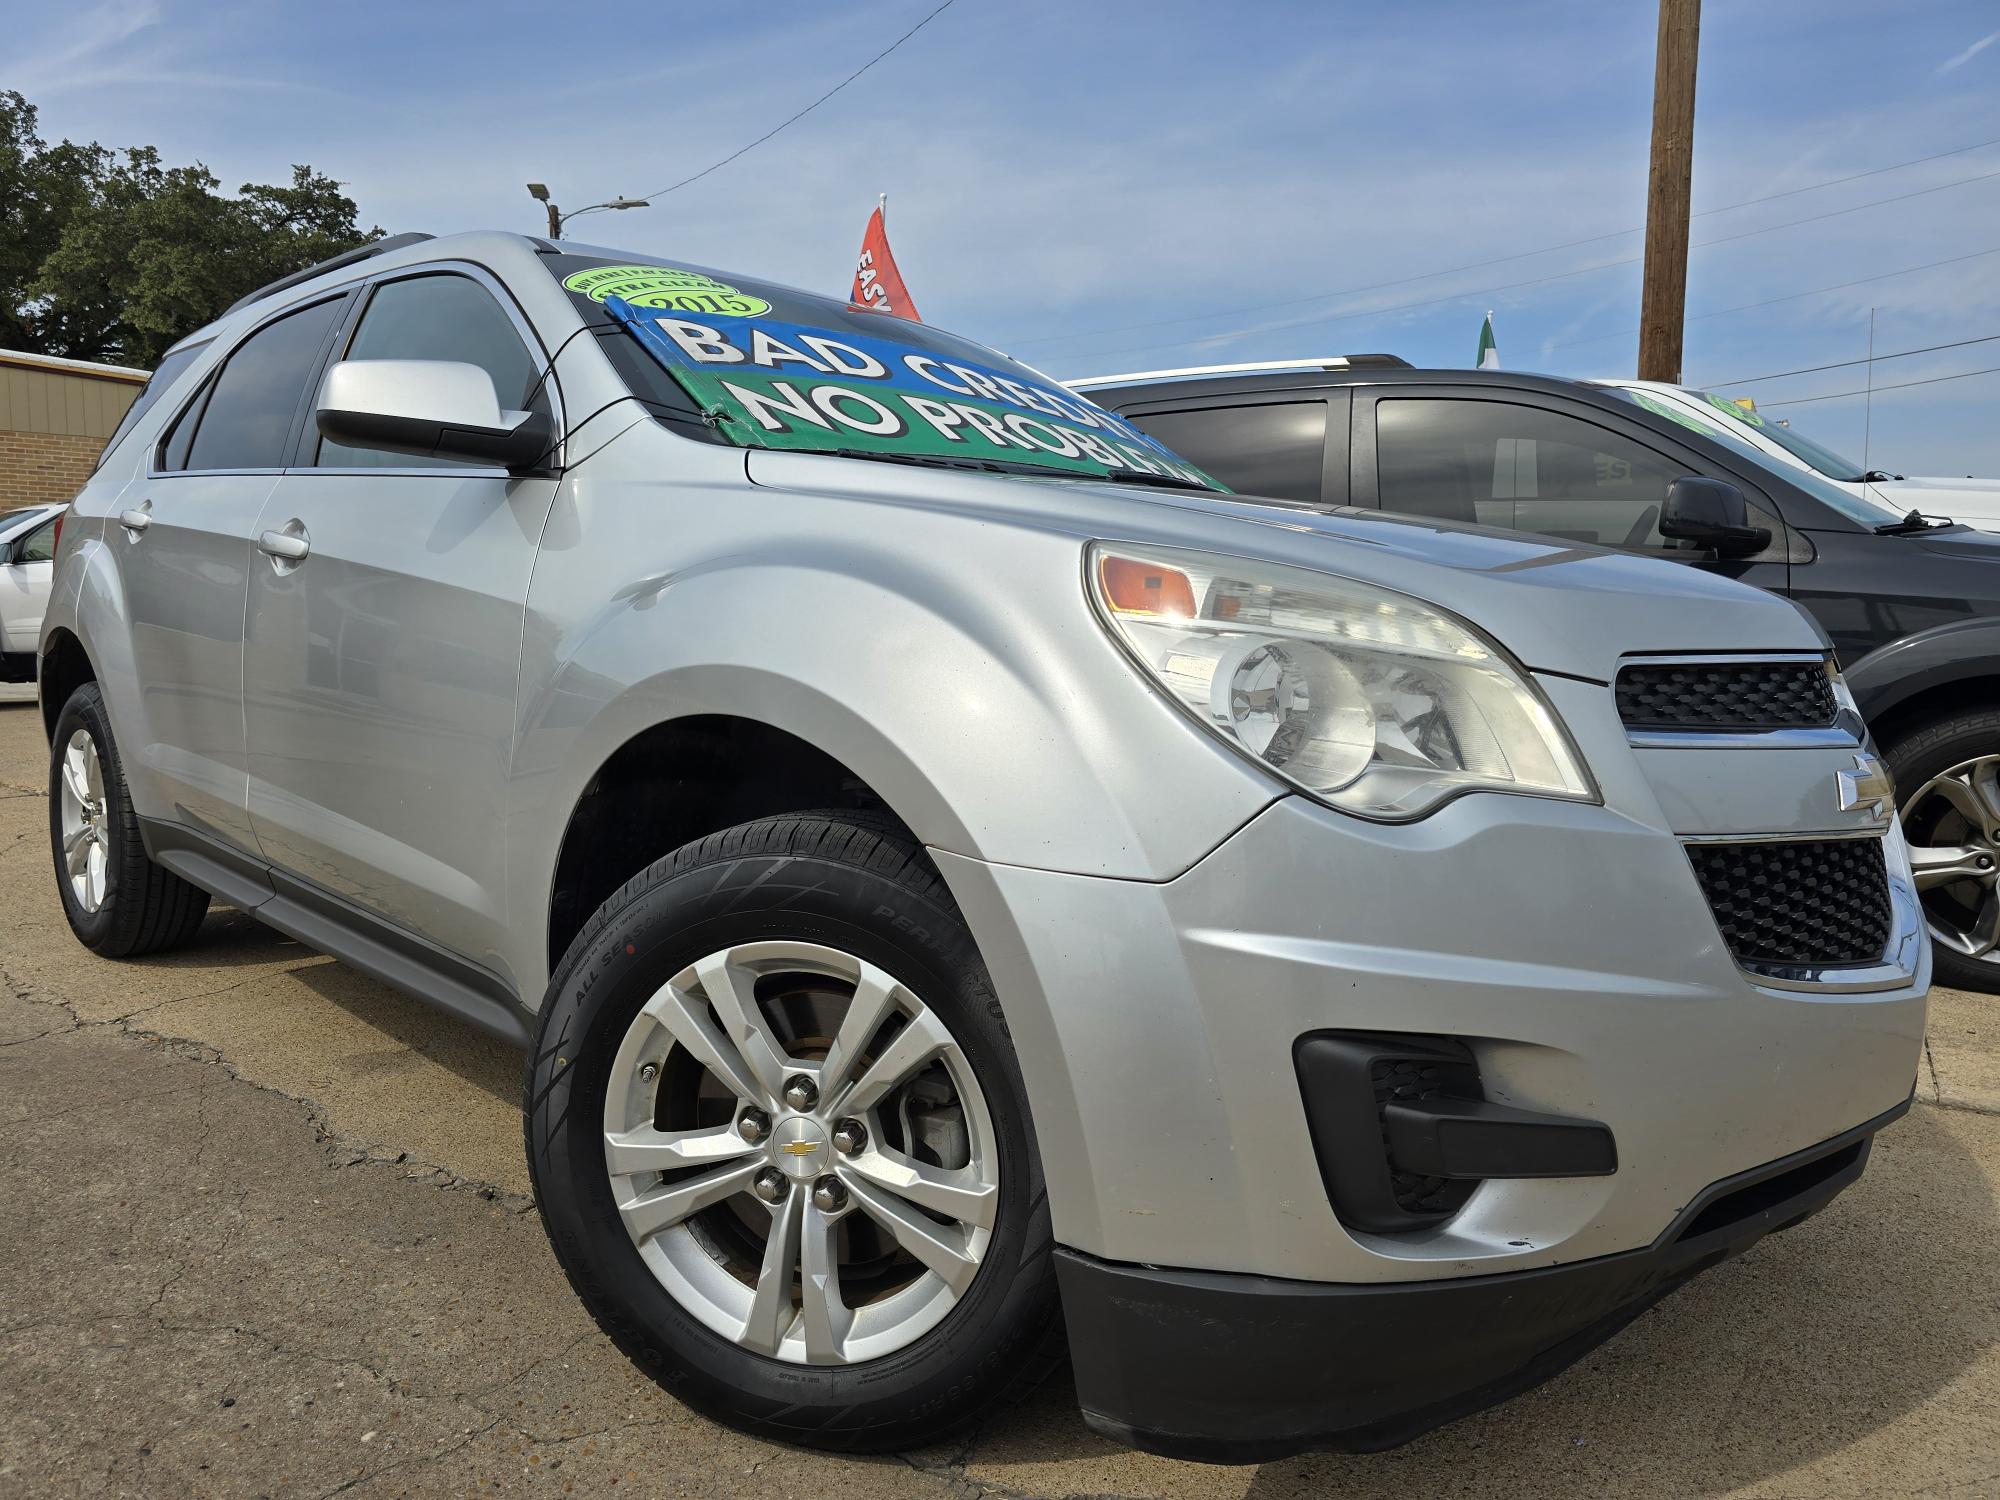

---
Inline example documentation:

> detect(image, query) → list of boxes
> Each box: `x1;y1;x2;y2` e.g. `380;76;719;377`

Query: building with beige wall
0;350;148;510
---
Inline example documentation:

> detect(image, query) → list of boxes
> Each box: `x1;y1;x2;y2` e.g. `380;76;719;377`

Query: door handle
118;507;152;534
258;527;311;562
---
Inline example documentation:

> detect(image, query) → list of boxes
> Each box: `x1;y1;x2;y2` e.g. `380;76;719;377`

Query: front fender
1843;615;2000;726
504;473;1283;995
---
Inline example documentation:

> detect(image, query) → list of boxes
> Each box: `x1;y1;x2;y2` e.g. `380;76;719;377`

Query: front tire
525;813;1061;1451
1885;707;2000;994
47;682;210;958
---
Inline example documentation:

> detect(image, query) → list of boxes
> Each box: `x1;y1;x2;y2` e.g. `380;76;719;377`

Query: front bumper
1056;1096;1907;1462
937;788;1927;1283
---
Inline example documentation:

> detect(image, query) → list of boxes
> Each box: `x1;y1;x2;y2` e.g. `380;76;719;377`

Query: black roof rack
220;231;437;317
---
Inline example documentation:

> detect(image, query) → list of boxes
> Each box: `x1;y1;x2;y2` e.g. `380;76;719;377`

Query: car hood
743;450;1826;684
1864;477;2000;532
1907;522;2000;559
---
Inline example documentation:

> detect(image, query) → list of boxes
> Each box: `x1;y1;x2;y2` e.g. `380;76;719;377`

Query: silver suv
39;231;1927;1461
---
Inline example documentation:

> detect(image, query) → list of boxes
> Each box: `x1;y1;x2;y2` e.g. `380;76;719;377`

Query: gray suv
39;231;1927;1461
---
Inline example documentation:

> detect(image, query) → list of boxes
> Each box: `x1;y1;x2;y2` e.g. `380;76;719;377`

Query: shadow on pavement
284;953;521;1108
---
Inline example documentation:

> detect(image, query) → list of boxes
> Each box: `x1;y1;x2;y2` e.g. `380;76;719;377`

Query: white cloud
13;0;163;95
1936;29;1998;73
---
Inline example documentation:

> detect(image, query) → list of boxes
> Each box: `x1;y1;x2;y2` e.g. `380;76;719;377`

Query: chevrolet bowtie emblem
781;1140;821;1156
1836;754;1895;823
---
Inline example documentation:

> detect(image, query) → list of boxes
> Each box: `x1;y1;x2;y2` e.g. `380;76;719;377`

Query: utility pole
1637;0;1701;382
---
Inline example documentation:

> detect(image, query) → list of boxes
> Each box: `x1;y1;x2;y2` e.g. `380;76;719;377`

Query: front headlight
1088;542;1597;820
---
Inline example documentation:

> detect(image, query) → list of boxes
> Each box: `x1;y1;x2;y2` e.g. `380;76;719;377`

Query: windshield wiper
804;447;1217;491
813;448;1003;473
1874;508;1953;534
1093;468;1218;493
1863;469;1907;483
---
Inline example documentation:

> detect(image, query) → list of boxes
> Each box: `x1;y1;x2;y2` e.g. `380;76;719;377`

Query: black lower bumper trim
1056;1095;1909;1464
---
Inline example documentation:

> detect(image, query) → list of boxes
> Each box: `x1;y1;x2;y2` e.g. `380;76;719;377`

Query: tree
1;92;381;366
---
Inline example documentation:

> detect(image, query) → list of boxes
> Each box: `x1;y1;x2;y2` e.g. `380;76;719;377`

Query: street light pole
1637;0;1701;382
526;184;649;240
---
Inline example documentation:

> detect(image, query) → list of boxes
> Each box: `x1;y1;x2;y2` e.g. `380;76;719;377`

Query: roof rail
1066;355;1411;391
220;232;437;317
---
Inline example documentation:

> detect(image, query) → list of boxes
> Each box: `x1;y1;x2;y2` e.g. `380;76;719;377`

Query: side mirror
315;360;554;473
1659;476;1770;558
0;541;15;566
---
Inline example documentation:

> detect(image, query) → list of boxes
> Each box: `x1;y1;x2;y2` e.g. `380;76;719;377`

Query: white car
1594;379;2000;532
0;503;63;683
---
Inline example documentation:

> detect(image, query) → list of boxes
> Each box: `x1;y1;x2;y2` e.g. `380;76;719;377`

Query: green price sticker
563;265;770;318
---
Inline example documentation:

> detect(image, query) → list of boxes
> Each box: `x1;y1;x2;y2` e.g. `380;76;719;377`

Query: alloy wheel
601;939;999;1365
1901;753;2000;962
56;728;110;914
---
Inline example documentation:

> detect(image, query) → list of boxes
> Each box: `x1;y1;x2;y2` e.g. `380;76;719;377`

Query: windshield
1608;385;1909;527
1687;389;1867;481
547;252;1223;488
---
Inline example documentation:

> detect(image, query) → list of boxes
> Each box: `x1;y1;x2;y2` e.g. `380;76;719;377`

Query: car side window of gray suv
1131;402;1327;503
315;272;543;470
95;340;208;472
1377;397;1705;553
172;297;348;473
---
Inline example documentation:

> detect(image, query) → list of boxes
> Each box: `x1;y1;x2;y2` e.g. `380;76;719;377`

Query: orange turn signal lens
1098;555;1196;618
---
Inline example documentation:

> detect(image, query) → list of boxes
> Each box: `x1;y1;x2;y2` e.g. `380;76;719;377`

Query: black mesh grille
1687;837;1892;967
1616;661;1836;731
1370;1058;1477;1218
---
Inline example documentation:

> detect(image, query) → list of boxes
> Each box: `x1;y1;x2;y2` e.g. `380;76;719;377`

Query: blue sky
14;0;2000;473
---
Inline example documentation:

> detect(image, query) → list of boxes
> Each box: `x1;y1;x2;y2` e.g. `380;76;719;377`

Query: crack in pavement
14;967;535;1211
310;1414;512;1500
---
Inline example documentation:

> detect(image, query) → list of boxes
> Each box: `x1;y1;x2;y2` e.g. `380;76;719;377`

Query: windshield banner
604;296;1225;487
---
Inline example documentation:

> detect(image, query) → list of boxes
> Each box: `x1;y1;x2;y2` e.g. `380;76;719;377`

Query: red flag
850;200;920;322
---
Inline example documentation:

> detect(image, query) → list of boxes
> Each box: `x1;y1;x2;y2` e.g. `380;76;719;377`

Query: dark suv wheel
525;812;1062;1451
47;682;210;957
1885;708;2000;994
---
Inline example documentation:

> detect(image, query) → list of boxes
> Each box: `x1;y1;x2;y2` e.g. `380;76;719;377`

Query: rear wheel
1886;708;2000;993
525;812;1061;1450
47;682;209;958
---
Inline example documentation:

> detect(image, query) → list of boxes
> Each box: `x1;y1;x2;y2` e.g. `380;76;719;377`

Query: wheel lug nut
753;1168;788;1204
812;1176;848;1213
783;1075;819;1112
638;1062;658;1083
737;1107;770;1144
832;1119;867;1156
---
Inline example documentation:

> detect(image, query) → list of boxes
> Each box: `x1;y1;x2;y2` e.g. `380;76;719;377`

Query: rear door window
180;297;347;472
1128;402;1328;503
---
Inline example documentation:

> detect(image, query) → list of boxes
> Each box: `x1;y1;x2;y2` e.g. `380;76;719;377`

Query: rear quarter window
95;341;208;471
1126;403;1328;503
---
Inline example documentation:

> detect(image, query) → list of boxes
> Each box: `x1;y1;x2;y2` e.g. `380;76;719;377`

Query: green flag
1477;311;1499;370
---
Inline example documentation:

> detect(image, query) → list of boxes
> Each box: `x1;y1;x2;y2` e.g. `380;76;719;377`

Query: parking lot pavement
3;691;1998;1498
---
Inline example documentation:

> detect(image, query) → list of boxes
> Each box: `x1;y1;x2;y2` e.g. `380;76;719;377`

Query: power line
633;0;957;201
1705;332;2000;387
1547;246;2000;351
1759;364;2000;407
1696;134;2000;214
1012;141;2000;353
1689;169;2000;250
1055;168;2000;370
